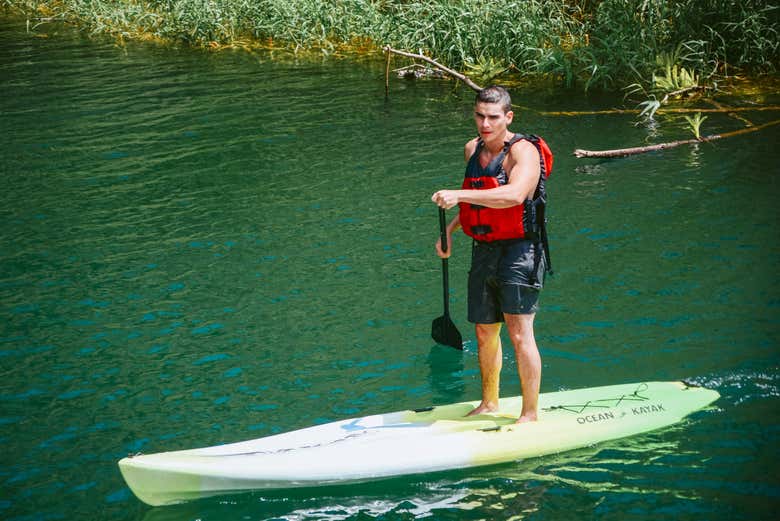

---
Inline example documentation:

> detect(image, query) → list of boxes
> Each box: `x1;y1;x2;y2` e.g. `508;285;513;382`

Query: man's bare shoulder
506;138;541;181
509;138;540;161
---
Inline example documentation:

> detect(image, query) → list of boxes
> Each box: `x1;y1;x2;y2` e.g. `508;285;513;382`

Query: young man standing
431;86;549;424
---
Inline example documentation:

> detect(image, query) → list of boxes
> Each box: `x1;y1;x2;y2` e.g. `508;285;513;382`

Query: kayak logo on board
576;411;616;424
632;403;666;416
575;403;667;425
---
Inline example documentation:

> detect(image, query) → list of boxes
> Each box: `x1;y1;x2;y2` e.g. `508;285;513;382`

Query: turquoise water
1;16;779;521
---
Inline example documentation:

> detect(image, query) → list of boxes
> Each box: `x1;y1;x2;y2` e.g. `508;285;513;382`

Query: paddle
431;208;463;350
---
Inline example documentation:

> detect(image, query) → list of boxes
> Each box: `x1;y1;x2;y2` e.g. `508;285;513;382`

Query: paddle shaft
431;207;462;349
439;208;451;317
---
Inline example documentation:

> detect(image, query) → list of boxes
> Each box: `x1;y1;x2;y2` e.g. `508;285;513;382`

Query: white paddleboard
118;381;718;506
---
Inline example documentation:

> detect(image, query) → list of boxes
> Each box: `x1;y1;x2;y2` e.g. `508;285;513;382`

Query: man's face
474;102;513;141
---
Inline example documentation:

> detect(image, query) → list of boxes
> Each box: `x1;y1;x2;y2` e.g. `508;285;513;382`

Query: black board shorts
467;238;545;324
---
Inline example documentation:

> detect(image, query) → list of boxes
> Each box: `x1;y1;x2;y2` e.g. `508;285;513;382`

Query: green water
1;17;779;521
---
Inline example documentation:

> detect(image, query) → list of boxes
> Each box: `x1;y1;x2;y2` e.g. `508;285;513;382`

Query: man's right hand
431;190;461;209
435;235;452;259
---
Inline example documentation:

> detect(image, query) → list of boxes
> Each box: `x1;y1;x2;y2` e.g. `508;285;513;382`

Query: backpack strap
520;134;555;278
540;209;553;276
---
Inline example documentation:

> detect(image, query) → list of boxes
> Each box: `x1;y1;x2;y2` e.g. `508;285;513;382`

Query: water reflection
686;142;702;168
573;163;610;178
426;344;466;404
636;115;661;140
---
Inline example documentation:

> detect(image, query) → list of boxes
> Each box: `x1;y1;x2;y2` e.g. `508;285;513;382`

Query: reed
4;0;778;92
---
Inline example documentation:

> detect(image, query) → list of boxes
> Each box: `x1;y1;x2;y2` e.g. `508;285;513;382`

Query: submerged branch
706;98;754;127
544;106;780;116
660;85;710;104
383;46;483;92
574;119;780;158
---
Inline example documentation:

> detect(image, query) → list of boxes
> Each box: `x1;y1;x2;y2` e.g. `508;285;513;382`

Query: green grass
4;0;778;93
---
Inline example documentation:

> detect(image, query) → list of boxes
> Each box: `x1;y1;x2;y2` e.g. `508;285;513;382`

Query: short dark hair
476;85;512;113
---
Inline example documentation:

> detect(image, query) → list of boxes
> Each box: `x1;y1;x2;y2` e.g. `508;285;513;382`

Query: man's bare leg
467;322;503;416
505;313;541;423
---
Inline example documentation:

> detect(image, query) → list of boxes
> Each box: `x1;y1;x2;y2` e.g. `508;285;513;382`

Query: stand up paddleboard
118;381;718;506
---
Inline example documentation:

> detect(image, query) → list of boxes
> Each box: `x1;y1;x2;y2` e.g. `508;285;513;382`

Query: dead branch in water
384;47;391;96
574;118;780;158
383;46;483;92
705;98;754;127
543;106;780;116
393;63;446;79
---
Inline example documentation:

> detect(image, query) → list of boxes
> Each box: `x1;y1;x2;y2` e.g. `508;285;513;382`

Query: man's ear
506;110;514;124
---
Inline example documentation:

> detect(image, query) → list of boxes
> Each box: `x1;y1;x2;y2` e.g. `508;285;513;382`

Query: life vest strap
470;225;492;236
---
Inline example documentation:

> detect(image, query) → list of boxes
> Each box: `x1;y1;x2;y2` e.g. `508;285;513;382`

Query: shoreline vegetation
4;1;779;156
4;1;778;93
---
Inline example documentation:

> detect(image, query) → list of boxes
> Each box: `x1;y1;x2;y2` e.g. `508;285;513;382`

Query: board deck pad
118;381;719;506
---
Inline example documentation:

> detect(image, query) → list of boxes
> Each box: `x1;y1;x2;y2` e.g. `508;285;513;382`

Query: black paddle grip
439;207;448;254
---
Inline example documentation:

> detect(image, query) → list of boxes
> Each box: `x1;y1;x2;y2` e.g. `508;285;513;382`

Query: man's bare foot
515;413;538;424
466;402;499;417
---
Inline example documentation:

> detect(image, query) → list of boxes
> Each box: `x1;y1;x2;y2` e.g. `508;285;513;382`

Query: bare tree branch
543;106;780;117
574;119;780;158
383;46;483;92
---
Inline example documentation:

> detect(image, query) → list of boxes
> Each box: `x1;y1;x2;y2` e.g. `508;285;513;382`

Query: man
431;85;550;424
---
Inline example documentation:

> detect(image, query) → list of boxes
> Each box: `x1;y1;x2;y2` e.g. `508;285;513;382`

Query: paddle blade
432;314;463;350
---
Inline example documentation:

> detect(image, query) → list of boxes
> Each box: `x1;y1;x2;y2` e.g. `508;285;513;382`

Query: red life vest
459;133;553;242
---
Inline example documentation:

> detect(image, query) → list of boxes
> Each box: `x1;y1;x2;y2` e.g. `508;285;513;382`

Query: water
1;16;778;521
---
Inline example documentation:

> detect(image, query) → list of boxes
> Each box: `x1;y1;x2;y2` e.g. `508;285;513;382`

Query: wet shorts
467;239;545;324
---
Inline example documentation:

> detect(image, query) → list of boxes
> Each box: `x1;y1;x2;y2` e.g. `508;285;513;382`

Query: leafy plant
684;112;708;139
652;44;700;93
638;98;662;119
463;55;507;83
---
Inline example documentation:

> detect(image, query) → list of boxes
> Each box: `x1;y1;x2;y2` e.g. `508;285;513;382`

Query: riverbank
4;0;778;95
